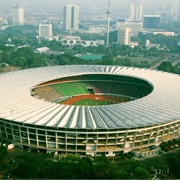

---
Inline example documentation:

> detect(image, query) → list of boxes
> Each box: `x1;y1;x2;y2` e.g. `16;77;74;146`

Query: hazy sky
0;0;180;16
0;0;180;8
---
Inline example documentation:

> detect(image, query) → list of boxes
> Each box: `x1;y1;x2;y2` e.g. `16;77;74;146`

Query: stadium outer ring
0;65;180;157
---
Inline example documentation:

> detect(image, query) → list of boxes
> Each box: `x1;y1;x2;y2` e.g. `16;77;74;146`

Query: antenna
106;0;111;46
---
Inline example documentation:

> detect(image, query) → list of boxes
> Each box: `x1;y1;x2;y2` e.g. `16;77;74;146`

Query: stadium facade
0;65;179;157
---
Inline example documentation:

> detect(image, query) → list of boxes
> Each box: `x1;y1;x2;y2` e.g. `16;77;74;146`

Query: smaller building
87;27;107;34
130;41;138;48
143;15;160;29
117;21;142;36
60;36;104;47
39;24;52;39
36;47;50;53
117;27;131;45
60;36;81;46
133;146;161;158
153;32;175;36
145;40;160;49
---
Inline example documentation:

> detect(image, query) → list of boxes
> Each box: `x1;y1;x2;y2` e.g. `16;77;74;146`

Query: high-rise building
129;4;143;21
63;4;79;31
117;27;131;45
39;24;52;38
12;4;24;26
129;4;135;20
135;4;143;21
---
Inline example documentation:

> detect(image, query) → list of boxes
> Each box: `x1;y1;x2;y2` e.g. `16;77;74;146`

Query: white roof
36;47;49;53
0;65;180;129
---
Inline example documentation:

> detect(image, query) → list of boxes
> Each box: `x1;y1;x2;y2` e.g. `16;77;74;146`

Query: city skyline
0;0;180;21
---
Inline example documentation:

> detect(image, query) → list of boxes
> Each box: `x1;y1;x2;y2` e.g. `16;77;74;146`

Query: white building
129;4;143;21
135;4;143;21
63;4;79;31
145;40;160;49
60;36;104;47
88;27;107;34
12;4;24;26
39;24;52;38
118;27;131;45
129;4;135;20
153;32;175;36
60;36;81;46
117;21;142;37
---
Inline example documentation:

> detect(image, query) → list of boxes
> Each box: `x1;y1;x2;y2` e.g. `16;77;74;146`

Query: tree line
0;25;180;74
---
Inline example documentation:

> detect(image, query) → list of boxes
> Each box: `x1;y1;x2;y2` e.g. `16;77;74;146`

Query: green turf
72;99;113;106
52;82;88;96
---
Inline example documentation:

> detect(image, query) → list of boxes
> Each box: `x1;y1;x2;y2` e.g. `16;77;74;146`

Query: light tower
106;1;111;46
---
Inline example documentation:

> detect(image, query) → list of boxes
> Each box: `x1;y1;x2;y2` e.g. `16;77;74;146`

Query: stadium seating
38;74;152;99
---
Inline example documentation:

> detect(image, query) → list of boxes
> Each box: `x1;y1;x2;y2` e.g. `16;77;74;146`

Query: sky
0;0;180;15
0;0;180;8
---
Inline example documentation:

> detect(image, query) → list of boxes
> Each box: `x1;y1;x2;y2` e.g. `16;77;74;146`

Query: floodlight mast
106;1;111;46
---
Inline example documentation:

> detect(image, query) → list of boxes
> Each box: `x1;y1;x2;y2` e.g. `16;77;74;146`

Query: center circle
32;74;153;106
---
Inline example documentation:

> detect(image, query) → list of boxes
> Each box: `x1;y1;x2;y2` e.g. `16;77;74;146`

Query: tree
167;154;180;178
132;167;149;179
158;61;174;72
0;145;7;161
93;156;113;178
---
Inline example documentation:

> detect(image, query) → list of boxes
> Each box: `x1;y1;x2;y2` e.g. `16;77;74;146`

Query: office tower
63;4;79;31
129;4;143;21
39;24;52;38
118;27;131;45
135;4;143;21
12;4;24;26
143;15;160;29
106;1;111;46
129;4;135;20
117;21;142;37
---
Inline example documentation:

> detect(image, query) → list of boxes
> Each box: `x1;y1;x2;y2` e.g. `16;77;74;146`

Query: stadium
0;65;180;157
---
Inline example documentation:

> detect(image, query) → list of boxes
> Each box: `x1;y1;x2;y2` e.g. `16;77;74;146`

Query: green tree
93;156;113;179
167;154;180;178
158;61;174;72
132;166;149;179
0;145;7;161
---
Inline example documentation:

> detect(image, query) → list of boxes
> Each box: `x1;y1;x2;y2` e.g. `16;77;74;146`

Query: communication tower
106;1;111;46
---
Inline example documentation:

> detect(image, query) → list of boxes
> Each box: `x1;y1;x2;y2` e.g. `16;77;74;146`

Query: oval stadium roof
0;65;180;129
